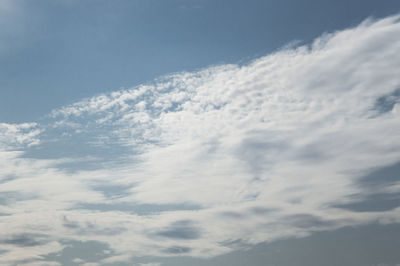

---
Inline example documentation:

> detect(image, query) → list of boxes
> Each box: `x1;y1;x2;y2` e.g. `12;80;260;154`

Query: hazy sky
1;1;400;266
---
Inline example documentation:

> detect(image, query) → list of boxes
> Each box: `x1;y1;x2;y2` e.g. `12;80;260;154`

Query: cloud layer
1;14;400;265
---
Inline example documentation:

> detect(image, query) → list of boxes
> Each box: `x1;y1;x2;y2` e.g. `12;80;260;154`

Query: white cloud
17;262;61;266
1;14;400;265
0;122;41;149
81;263;100;266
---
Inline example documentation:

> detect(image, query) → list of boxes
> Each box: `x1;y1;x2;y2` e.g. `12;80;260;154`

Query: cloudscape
1;1;400;265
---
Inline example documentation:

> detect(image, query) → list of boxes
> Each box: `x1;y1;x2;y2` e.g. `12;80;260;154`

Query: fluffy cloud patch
0;122;41;149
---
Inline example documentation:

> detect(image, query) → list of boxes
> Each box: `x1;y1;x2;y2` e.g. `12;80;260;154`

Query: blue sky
1;1;400;266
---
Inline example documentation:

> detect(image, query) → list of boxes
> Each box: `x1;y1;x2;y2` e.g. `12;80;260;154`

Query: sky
1;1;400;265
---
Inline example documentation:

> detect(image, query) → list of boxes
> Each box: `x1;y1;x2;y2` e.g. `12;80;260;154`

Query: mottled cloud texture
1;14;400;265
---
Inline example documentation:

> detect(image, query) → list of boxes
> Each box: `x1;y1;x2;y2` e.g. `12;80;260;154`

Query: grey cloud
358;161;400;191
0;191;37;206
91;184;133;199
84;223;127;236
374;88;400;114
219;239;252;250
218;207;278;220
74;202;201;215
294;143;328;162
62;216;80;229
163;246;192;254
155;220;201;240
218;211;245;219
248;207;278;215
331;161;400;212
147;223;400;266
1;234;48;247
284;214;338;229
333;192;400;212
62;217;126;236
236;137;288;176
0;174;17;185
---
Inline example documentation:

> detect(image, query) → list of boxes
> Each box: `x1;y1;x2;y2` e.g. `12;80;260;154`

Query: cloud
154;220;201;240
1;13;400;265
374;88;400;114
163;246;192;254
0;122;41;149
1;233;49;247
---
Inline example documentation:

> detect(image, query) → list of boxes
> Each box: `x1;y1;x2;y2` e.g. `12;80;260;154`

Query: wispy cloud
1;14;400;265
